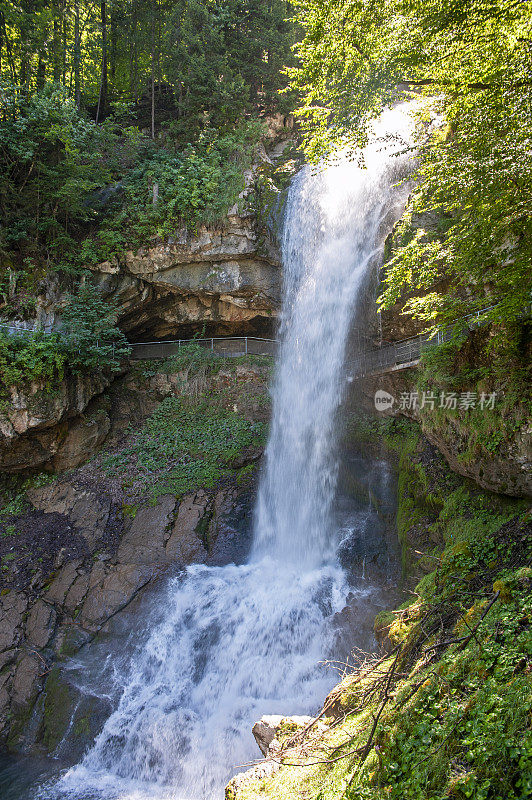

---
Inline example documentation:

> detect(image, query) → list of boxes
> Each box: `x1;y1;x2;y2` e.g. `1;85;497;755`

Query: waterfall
253;107;414;566
41;104;415;800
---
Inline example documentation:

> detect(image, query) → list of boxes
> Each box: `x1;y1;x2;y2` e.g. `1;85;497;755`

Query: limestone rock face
0;478;256;748
0;374;112;473
360;370;532;499
92;219;281;340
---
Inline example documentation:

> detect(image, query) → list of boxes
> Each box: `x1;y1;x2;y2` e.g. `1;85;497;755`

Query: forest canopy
0;0;296;301
0;0;294;131
290;0;532;332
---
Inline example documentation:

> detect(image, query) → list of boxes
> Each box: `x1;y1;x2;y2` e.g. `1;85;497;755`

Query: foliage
414;327;532;474
0;86;265;284
0;285;129;391
232;447;531;800
94;120;263;245
101;393;267;500
290;0;532;330
0;0;295;125
165;0;296;138
0;329;66;389
60;284;131;371
0;84;119;270
0;472;53;517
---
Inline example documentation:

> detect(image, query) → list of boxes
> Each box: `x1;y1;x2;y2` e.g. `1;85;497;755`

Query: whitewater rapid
39;104;416;800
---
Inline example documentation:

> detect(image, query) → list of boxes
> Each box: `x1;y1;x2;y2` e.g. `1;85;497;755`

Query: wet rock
0;649;17;671
0;591;28;652
165;492;210;563
252;715;286;756
0;669;13;735
11;654;41;708
25;600;56;649
117;495;176;564
252;715;315;757
80;563;154;631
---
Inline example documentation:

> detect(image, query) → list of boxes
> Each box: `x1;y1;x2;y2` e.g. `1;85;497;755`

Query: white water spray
46;104;415;800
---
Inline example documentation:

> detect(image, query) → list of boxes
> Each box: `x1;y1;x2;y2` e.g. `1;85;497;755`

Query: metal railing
4;303;528;376
0;322;54;336
129;336;278;360
350;305;502;378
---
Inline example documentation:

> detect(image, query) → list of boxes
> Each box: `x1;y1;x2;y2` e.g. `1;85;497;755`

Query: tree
290;0;532;330
95;0;108;122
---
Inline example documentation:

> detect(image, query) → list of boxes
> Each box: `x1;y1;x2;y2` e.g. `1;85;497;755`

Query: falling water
35;104;415;800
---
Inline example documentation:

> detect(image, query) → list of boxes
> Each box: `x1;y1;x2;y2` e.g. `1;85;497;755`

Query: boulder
252;715;315;757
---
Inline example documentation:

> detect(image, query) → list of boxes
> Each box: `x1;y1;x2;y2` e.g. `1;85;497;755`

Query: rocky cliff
0;372;114;473
91;214;281;341
0;355;271;750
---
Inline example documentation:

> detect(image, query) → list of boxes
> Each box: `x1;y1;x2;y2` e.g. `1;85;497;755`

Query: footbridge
2;304;518;379
128;306;501;378
127;330;436;377
128;331;433;377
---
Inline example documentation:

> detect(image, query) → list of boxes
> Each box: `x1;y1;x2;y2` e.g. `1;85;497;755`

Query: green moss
121;503;138;520
40;666;74;752
73;714;91;738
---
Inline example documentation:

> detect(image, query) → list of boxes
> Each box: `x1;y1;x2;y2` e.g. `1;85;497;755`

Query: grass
101;395;268;501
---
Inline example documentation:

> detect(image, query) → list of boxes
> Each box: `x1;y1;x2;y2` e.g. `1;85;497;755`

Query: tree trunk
36;55;46;88
110;0;117;82
1;12;16;82
130;0;138;100
151;0;156;138
52;0;61;81
74;0;81;107
96;0;108;122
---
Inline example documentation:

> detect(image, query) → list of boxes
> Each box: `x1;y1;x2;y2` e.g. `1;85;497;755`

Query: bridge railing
129;336;278;360
350;304;501;377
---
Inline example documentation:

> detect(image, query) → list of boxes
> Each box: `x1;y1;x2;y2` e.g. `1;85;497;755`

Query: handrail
131;336;278;346
3;302;528;375
349;303;516;378
129;336;279;360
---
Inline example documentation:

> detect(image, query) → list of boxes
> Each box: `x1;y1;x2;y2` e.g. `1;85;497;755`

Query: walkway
4;304;523;378
129;336;278;360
